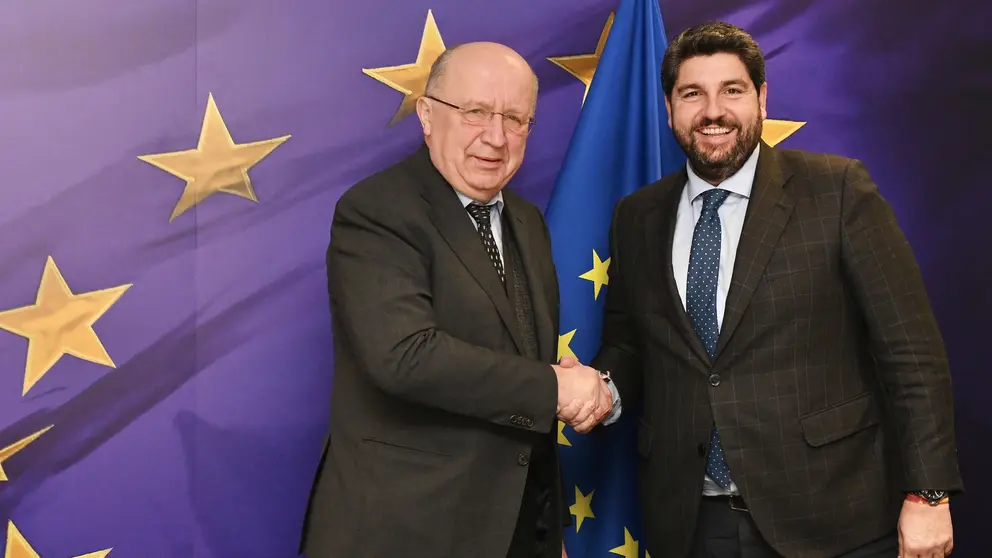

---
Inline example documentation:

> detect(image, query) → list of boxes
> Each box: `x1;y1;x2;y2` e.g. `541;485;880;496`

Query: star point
557;421;571;447
569;486;595;531
762;119;806;146
0;425;53;482
578;249;610;299
548;13;614;104
362;9;446;125
4;521;112;558
557;329;577;362
137;92;291;221
608;527;639;558
0;256;130;396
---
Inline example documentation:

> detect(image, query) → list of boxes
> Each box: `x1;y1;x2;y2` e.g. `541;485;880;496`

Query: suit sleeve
326;188;558;433
592;197;643;418
839;159;963;492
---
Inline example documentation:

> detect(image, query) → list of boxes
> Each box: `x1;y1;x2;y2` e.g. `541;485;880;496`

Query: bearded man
590;21;961;558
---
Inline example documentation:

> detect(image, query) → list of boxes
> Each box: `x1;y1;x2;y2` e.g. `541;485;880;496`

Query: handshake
553;356;614;434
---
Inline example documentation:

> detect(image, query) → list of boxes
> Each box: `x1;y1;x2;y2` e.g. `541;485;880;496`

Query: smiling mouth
474;156;501;163
697;127;734;136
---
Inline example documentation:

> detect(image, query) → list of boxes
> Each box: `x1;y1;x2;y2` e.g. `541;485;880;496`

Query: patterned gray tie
466;202;504;283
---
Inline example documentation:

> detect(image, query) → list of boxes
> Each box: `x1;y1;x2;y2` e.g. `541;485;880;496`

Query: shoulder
333;149;428;226
616;169;685;217
501;187;543;221
774;147;862;181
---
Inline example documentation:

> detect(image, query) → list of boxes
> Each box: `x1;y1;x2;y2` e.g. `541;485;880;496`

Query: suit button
517;453;529;466
708;373;721;387
522;417;534;427
697;443;707;457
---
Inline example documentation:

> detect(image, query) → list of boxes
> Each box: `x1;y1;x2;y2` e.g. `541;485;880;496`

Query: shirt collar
685;143;761;203
454;189;504;212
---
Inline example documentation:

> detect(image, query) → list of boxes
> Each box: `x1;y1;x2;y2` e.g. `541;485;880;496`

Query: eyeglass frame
423;95;536;135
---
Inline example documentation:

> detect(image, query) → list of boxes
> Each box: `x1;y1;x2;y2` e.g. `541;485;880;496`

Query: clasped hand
553;356;613;433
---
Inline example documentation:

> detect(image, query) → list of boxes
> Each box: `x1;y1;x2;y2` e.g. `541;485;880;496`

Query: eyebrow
676;79;750;94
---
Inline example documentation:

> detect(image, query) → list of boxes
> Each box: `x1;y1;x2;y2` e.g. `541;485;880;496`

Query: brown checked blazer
593;141;962;558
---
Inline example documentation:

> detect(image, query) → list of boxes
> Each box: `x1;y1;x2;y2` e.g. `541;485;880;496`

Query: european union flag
544;0;685;555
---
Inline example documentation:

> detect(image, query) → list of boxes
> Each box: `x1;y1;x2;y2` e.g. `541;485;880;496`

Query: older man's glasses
425;95;535;135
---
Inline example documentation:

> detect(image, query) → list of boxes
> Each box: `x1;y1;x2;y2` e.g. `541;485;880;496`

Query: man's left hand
898;498;953;557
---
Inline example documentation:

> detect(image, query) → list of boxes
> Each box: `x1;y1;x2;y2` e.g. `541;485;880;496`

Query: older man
299;42;613;558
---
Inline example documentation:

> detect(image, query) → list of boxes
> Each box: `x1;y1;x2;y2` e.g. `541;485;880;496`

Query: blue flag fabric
544;0;686;555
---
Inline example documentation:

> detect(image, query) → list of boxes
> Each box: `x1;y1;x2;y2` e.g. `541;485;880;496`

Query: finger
569;400;598;426
574;413;600;433
898;528;905;558
558;356;579;367
558;400;582;421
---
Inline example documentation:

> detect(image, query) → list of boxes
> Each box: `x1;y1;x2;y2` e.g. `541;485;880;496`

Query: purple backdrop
0;0;986;556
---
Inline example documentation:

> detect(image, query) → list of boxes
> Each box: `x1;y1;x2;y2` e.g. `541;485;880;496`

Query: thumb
558;356;580;367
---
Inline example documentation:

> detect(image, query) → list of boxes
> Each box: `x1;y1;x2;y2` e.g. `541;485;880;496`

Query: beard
674;114;763;184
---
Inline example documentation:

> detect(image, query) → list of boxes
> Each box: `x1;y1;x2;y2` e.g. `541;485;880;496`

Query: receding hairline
423;43;539;102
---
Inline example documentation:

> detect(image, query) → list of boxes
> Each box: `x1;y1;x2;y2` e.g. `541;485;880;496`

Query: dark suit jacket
299;145;565;558
593;142;962;558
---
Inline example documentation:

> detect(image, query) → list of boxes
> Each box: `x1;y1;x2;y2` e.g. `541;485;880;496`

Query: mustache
694;117;741;130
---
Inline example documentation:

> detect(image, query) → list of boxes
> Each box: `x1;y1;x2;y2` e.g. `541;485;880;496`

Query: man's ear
416;96;432;135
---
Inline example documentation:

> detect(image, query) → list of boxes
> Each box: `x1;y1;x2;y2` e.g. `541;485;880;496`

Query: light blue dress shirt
602;145;761;496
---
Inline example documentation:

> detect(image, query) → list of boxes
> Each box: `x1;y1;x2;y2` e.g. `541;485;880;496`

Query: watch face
917;490;947;503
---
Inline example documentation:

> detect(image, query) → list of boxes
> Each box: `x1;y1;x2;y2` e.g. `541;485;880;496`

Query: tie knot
700;188;731;213
466;202;493;225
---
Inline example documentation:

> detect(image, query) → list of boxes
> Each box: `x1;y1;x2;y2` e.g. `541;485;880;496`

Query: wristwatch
908;490;949;506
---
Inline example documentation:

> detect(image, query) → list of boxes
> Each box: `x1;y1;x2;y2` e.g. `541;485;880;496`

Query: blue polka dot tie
686;188;733;489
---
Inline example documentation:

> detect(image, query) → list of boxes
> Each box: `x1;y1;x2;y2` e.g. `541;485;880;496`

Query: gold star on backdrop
363;10;446;125
579;250;610;300
0;425;53;482
557;329;577;362
137;93;291;221
762;119;806;146
548;13;614;104
4;521;111;558
557;421;571;446
0;257;130;396
570;486;595;531
609;527;639;558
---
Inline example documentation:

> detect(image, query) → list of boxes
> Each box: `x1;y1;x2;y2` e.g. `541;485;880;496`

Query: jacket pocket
799;391;880;447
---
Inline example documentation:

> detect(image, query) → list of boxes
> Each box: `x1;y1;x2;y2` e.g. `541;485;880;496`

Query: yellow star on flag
557;329;577;362
609;527;639;558
0;425;53;482
762;119;805;146
363;10;446;126
570;486;595;531
0;257;131;396
578;249;610;300
557;420;571;447
4;521;112;558
548;13;614;104
137;93;291;221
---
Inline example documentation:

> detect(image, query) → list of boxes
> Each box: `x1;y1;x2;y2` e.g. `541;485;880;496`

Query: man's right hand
553;357;612;433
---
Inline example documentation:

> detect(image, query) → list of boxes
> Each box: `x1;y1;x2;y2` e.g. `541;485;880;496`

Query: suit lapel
644;170;712;365
714;142;795;359
502;197;556;363
414;147;527;355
